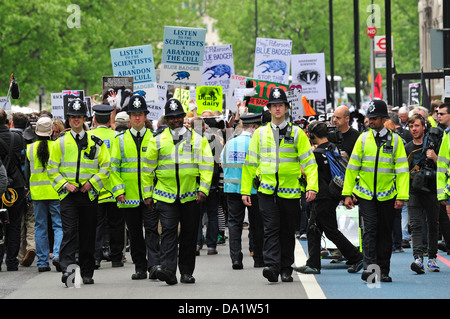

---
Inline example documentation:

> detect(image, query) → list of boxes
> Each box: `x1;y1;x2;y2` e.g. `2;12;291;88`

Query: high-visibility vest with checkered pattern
241;122;318;199
342;129;409;201
145;127;214;204
110;129;153;208
27;140;59;200
47;131;111;201
89;126;116;203
437;129;450;201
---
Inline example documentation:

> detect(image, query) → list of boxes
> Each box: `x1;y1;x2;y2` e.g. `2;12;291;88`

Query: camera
327;125;343;149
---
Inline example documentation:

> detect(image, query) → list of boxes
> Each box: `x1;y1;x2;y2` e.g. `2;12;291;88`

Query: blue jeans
33;200;62;267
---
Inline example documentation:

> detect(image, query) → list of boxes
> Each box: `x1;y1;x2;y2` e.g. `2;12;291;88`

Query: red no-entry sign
366;26;377;38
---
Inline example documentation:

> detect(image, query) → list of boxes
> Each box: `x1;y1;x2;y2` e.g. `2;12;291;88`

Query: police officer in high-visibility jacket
110;94;158;280
343;99;409;283
437;103;450;212
145;98;213;285
90;104;125;269
48;98;111;286
26;116;63;272
222;113;264;270
241;87;319;283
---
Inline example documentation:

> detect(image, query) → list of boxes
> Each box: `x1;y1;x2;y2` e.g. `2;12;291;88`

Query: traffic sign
366;26;377;38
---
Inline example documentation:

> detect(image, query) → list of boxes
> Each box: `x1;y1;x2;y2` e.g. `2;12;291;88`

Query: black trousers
94;201;125;263
157;199;200;275
59;192;98;278
122;203;160;273
0;187;26;270
358;197;396;275
306;199;362;270
226;193;263;264
258;192;299;275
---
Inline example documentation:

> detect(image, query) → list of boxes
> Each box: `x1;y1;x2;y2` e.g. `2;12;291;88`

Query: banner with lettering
245;78;288;114
253;38;292;85
160;26;206;87
201;44;234;92
110;44;158;104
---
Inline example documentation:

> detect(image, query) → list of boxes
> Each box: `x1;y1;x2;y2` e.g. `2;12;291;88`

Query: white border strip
294;239;327;299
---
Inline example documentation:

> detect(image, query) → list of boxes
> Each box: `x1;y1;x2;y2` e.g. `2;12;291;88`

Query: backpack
314;143;348;199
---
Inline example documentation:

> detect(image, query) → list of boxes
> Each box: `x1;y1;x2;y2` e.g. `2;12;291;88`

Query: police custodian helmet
366;99;388;118
66;98;87;117
266;87;289;107
164;98;186;117
127;94;149;114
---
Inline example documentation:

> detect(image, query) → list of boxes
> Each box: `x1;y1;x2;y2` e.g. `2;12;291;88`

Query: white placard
253;38;292;85
291;53;327;101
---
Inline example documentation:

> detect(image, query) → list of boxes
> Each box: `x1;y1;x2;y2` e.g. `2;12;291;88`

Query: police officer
295;121;363;275
241;87;319;283
146;98;213;285
90;104;125;268
222;113;264;270
343;99;409;283
48;98;111;285
110;94;158;280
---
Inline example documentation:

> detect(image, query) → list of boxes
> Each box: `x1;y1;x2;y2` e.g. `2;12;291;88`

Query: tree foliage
206;0;420;92
1;0;202;106
2;0;419;107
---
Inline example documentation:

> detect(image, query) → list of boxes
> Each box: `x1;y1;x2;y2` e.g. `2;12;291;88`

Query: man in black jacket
0;109;27;271
294;121;363;274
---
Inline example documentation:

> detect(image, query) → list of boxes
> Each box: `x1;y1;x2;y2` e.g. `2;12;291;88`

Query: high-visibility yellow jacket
437;129;450;201
342;129;409;201
27;140;59;200
145;127;214;204
89;126;117;203
241;122;318;199
47;131;111;201
110;129;153;208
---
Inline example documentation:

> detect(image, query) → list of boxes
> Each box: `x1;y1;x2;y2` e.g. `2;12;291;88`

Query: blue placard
110;45;156;85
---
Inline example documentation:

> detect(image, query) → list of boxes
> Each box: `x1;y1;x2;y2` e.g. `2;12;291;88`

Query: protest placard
160;26;206;87
291;53;327;101
201;44;234;92
196;86;223;114
110;44;157;104
245;78;288;114
254;38;292;85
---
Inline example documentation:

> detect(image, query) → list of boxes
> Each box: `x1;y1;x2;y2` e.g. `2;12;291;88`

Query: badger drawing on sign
198;86;220;100
297;70;320;85
203;64;232;80
172;71;190;81
257;59;287;75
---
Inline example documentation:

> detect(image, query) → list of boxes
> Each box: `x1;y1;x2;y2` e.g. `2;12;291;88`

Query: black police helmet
66;98;87;117
366;99;388;118
164;98;186;117
127;94;148;114
266;87;289;108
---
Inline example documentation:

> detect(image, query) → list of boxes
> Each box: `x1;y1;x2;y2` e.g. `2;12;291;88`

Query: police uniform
342;99;409;282
146;98;214;285
223;113;264;269
48;98;111;285
90;104;125;268
241;88;319;282
26;117;62;271
110;94;159;280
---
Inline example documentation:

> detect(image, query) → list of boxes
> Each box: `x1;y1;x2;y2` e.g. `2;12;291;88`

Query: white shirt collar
170;126;187;137
270;120;288;130
372;127;388;137
130;127;146;137
71;129;85;139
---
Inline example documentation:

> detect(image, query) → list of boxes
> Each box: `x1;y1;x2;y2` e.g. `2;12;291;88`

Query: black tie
76;133;80;141
136;132;141;138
